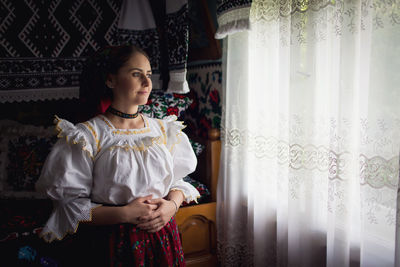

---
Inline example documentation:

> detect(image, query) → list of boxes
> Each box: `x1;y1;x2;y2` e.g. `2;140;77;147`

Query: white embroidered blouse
35;114;199;242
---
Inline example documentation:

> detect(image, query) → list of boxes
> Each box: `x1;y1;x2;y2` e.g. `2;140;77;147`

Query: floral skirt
109;217;185;267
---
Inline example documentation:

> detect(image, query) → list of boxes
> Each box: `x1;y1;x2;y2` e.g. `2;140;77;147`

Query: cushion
0;121;56;199
139;91;203;156
139;91;192;119
189;139;205;156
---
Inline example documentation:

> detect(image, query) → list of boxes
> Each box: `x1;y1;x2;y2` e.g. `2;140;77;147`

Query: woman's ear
106;74;115;88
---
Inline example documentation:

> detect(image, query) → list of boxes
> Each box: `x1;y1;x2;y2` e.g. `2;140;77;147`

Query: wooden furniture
176;128;221;267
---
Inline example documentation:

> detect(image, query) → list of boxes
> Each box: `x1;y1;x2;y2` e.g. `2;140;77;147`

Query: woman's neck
109;103;139;115
104;104;145;129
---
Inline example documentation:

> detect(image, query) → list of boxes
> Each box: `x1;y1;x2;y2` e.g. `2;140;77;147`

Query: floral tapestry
184;61;222;139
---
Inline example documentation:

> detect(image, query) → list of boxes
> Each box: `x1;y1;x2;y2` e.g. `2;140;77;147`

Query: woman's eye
146;74;152;78
132;72;141;77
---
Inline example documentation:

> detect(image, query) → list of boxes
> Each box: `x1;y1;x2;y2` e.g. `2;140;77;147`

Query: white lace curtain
216;1;400;266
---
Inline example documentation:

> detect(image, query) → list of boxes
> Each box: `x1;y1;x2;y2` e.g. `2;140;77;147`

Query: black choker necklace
106;106;139;119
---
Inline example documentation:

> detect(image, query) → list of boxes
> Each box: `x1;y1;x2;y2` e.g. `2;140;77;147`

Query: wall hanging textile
0;0;190;103
185;60;222;139
0;0;122;103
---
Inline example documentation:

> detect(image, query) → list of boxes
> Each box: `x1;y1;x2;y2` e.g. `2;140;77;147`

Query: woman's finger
146;223;162;232
145;203;158;210
137;195;153;202
139;210;160;221
137;216;161;228
148;224;165;233
145;198;163;205
148;223;162;233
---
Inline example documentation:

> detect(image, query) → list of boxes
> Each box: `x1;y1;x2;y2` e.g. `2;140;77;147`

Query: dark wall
0;99;82;126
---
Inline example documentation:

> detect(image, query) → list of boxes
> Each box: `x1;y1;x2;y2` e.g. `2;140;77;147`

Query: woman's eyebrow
128;67;152;73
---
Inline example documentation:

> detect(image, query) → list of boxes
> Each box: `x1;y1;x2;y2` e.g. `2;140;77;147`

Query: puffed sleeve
163;115;200;203
35;117;101;242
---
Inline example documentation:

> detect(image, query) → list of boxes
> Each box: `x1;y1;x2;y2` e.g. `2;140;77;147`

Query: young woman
36;45;199;266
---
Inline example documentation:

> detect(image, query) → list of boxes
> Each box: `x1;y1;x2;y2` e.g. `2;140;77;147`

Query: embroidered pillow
0;120;56;199
189;139;205;156
139;91;192;119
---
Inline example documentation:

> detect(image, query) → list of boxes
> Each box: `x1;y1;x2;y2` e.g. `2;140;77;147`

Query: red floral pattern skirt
109;217;185;267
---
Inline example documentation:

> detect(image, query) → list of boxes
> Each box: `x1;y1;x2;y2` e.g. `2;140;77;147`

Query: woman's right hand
121;195;158;224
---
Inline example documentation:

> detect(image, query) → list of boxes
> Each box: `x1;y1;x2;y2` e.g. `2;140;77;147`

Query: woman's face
107;52;152;106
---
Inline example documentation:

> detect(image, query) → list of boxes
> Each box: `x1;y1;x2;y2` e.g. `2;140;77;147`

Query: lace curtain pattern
217;0;400;266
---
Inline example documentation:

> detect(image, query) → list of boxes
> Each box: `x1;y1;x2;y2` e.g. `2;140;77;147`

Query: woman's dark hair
78;45;149;120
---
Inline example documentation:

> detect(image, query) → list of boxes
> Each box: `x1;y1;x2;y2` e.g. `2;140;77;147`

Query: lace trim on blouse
82;121;101;154
109;136;166;152
40;204;101;243
54;115;95;159
100;114;152;135
170;188;200;204
162;115;187;152
170;121;185;152
98;115;187;153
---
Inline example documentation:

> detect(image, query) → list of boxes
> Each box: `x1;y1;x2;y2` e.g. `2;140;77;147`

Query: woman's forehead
123;53;151;70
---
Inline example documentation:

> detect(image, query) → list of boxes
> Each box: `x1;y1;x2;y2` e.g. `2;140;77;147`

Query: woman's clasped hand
134;197;178;233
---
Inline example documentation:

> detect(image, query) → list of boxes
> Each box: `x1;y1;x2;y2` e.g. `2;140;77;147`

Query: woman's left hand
136;198;176;233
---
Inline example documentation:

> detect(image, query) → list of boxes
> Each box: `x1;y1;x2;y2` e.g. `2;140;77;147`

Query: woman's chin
136;96;150;106
123;94;150;106
135;92;150;105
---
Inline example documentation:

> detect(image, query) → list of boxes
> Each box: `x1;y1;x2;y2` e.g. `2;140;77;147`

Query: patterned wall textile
116;28;161;75
0;0;122;103
165;3;188;71
164;1;190;93
185;60;222;139
215;0;252;39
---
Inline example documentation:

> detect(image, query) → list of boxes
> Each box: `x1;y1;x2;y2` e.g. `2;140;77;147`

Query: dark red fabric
110;217;185;267
99;98;112;114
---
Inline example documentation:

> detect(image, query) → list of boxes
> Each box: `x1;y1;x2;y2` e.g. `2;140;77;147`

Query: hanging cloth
214;0;252;39
116;0;190;93
164;0;189;93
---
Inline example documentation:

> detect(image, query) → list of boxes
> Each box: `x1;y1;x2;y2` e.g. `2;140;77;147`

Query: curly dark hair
79;45;149;120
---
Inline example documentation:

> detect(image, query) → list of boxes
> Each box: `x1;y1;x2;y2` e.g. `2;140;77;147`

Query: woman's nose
141;74;150;86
